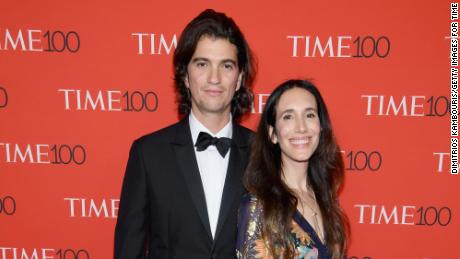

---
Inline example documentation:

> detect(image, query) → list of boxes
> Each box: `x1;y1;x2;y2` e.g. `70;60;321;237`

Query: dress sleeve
236;194;269;259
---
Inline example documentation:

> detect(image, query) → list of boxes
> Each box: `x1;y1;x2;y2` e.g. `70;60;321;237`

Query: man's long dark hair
173;9;256;119
244;79;349;258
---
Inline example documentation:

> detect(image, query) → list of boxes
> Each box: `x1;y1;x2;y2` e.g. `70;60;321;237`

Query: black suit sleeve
114;140;150;259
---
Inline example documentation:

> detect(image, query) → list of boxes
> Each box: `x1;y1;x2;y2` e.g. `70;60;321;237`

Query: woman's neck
282;160;309;192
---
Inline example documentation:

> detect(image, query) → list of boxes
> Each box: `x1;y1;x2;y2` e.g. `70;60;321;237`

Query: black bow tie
195;132;232;158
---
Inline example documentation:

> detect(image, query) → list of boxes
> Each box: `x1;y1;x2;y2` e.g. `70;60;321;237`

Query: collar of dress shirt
189;111;233;145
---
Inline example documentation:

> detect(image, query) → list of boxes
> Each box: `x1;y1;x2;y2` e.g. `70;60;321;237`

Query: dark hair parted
173;9;256;119
244;79;350;258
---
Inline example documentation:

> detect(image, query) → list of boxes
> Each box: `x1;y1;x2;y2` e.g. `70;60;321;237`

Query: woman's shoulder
240;193;261;208
239;193;263;217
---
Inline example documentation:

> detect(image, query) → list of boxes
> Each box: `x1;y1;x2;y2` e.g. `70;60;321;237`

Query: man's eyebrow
190;57;237;65
190;57;209;63
221;59;237;65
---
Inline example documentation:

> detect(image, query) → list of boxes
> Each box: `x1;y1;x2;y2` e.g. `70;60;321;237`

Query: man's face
185;36;242;118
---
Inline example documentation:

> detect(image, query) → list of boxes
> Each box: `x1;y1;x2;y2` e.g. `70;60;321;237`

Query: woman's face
270;87;321;165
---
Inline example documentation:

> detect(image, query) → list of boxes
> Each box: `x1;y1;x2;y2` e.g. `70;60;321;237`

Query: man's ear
268;125;278;144
184;74;190;88
236;72;243;91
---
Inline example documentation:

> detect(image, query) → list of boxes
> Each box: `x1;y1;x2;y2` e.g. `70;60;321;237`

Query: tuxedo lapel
213;123;249;243
172;118;213;240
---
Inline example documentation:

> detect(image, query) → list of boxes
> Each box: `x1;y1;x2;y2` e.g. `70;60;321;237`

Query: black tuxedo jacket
114;117;253;259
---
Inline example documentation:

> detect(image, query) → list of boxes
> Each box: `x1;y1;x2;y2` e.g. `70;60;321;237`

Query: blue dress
236;194;332;259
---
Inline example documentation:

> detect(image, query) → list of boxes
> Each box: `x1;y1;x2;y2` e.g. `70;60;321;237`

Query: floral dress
236;194;331;259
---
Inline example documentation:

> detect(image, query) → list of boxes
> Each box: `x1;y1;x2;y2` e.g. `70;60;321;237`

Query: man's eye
196;62;207;68
223;63;234;70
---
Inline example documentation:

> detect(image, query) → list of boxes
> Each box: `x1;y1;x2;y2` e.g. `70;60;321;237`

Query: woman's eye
306;113;316;118
282;114;292;120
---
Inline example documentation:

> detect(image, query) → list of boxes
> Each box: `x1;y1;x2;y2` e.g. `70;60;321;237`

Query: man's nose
208;66;221;84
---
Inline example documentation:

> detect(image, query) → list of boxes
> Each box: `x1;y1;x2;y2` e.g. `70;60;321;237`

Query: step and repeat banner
0;0;456;258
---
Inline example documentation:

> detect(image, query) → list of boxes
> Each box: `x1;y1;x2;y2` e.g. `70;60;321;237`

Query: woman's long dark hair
244;79;350;258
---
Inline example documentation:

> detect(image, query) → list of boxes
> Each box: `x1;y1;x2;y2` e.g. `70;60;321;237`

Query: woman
236;80;349;259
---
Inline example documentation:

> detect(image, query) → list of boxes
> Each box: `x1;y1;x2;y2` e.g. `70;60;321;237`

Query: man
114;9;255;259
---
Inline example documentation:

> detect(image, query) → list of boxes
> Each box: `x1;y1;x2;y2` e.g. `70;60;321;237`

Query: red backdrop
0;1;456;258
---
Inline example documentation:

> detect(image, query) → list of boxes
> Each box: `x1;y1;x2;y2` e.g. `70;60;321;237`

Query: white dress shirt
189;111;232;239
